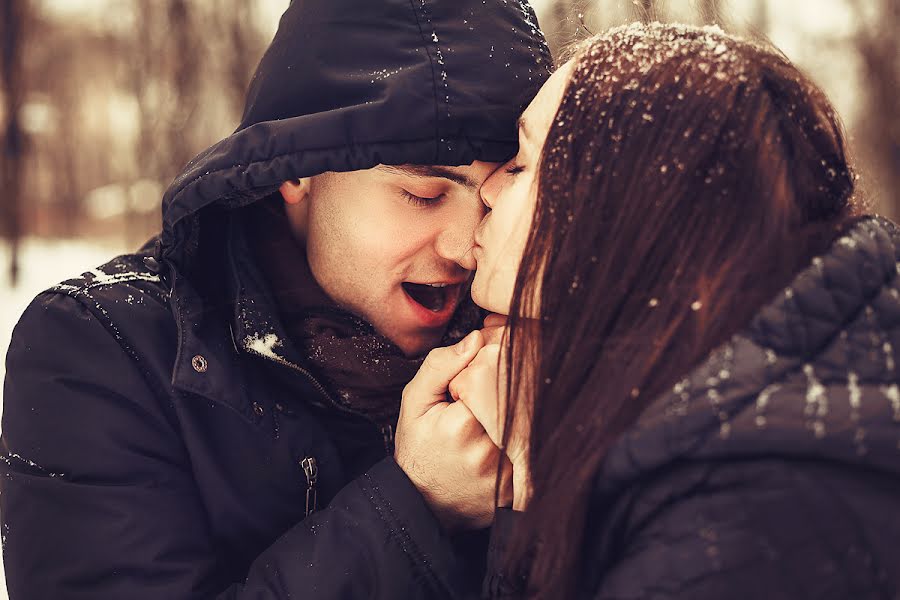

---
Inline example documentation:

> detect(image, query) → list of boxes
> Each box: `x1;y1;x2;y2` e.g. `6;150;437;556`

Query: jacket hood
597;216;900;494
158;0;550;269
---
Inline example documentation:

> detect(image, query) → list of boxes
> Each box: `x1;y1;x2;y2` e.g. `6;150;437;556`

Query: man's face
296;161;497;357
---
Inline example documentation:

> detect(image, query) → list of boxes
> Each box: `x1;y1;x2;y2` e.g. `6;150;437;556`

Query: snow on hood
158;0;551;271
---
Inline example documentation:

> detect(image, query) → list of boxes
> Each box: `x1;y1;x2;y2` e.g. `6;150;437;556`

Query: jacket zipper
300;456;318;517
236;325;399;477
230;322;338;412
271;351;398;459
381;423;395;456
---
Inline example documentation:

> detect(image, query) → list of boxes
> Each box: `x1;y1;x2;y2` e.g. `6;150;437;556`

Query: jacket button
143;256;161;273
191;355;208;373
252;402;264;417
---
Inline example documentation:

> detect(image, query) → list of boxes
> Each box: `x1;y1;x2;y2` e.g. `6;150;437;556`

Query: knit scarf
244;197;480;425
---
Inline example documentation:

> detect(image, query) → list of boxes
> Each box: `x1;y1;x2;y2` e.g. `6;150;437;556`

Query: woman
439;23;900;598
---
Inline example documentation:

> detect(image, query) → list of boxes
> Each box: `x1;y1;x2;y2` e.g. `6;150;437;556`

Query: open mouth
402;282;456;313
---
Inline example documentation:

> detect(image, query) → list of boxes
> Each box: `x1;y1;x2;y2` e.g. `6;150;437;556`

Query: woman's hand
449;315;532;509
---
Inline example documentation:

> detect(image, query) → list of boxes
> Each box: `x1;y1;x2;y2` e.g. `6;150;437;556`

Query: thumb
402;330;484;417
483;313;508;328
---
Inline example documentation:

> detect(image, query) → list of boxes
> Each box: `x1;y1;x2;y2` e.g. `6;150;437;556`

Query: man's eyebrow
379;165;479;191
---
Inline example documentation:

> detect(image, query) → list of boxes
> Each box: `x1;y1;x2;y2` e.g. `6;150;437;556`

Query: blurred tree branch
216;0;259;119
846;0;900;217
699;0;722;24
1;0;29;285
753;0;770;33
167;0;202;172
632;0;662;24
544;0;581;60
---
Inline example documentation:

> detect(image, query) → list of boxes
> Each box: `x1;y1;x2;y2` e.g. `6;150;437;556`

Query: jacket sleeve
1;293;465;600
221;457;471;599
587;462;894;600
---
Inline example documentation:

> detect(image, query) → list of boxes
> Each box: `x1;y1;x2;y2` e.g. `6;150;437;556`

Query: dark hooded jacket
0;2;550;598
483;216;900;599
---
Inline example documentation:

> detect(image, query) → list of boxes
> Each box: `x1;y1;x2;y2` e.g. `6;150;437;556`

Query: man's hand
395;331;513;531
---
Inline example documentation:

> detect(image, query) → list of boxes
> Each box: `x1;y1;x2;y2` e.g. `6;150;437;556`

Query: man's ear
279;178;311;205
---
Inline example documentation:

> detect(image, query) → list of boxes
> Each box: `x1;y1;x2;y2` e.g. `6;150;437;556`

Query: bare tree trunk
1;0;28;286
167;0;201;174
753;0;770;33
216;0;257;119
58;122;81;236
849;0;900;218
129;0;161;244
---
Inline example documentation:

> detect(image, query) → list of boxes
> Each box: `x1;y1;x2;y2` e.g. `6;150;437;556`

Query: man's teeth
403;282;451;312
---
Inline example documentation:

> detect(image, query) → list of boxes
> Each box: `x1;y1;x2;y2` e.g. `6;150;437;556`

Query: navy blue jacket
484;217;900;599
0;1;550;598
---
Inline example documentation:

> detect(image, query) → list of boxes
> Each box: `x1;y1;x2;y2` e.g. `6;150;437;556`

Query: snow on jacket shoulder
2;250;460;599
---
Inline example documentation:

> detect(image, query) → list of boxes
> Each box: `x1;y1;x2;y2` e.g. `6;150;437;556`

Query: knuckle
475;444;499;477
474;344;500;366
451;369;470;393
461;415;485;441
421;348;445;373
443;407;469;439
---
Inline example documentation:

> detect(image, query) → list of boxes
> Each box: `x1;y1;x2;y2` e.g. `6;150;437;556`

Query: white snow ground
0;238;127;393
0;237;128;600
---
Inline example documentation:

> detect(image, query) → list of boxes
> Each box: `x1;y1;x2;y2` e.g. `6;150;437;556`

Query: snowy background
0;240;125;599
1;0;896;597
0;239;125;386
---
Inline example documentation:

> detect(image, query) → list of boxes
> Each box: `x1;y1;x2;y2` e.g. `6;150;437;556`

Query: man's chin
389;329;446;359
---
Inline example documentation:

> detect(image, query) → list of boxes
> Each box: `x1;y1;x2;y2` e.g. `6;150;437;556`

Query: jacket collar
168;210;317;420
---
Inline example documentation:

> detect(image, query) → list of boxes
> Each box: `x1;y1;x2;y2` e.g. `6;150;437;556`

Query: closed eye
402;190;444;207
505;164;525;176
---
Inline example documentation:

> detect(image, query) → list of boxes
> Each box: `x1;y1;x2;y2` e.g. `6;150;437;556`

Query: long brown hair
503;23;859;597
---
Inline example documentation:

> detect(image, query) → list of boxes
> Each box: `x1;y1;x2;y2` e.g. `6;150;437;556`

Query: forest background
2;0;897;285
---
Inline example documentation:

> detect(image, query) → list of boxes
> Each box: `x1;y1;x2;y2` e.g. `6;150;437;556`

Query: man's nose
434;196;488;266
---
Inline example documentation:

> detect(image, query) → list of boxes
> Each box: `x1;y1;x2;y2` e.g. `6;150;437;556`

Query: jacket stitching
360;472;451;598
47;289;176;427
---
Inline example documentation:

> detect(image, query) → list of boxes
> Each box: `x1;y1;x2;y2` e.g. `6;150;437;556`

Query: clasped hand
394;315;530;531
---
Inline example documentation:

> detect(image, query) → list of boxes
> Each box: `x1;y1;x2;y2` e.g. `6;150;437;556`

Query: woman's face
470;61;576;315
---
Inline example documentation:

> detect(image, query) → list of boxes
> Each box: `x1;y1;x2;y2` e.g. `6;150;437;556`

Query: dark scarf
244;197;480;425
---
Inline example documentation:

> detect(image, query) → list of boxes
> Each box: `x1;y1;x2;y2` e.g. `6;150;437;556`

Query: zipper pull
300;456;318;517
381;423;395;456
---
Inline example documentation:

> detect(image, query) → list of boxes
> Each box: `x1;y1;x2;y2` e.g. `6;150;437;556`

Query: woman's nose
480;170;501;210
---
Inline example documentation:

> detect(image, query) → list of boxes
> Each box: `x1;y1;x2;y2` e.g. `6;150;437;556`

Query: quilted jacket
485;216;900;599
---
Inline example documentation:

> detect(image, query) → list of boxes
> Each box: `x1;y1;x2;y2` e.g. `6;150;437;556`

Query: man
0;1;550;598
